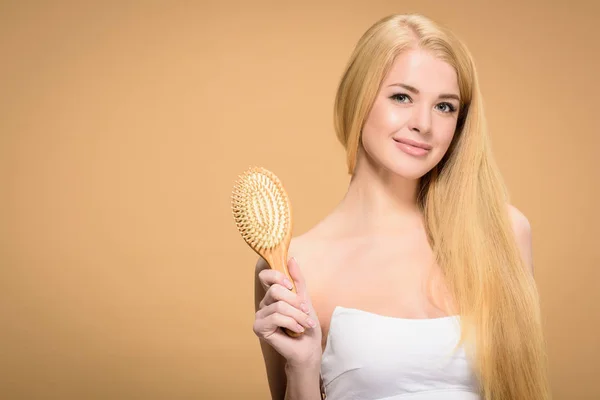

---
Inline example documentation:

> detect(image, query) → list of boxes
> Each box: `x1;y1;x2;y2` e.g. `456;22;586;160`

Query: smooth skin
253;48;534;400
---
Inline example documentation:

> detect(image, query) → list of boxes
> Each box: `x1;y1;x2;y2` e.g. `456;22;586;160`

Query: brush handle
262;249;303;338
280;251;303;338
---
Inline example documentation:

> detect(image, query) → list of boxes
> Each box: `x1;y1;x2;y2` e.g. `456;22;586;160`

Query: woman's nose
407;104;432;135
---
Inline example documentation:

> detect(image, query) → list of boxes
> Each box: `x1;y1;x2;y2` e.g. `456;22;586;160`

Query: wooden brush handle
282;263;303;338
284;327;303;337
279;251;303;338
263;248;304;338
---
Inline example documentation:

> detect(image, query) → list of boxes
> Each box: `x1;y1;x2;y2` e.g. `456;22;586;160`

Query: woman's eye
436;102;457;113
390;93;411;103
390;94;456;114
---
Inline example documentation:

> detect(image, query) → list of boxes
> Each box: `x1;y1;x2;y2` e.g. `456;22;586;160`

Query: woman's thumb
287;257;307;298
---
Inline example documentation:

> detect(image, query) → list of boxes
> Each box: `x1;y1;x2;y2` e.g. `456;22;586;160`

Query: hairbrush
231;166;302;337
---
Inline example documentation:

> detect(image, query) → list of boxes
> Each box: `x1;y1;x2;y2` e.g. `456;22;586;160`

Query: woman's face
360;48;461;180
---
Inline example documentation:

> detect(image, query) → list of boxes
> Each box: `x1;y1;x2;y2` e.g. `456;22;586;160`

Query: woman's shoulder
288;227;329;267
289;209;341;255
507;203;531;234
286;217;340;280
506;203;534;276
253;214;338;280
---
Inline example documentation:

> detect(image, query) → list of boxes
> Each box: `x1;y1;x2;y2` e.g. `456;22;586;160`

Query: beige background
1;1;598;399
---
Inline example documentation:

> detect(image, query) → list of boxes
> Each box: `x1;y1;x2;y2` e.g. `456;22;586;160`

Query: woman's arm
254;257;323;400
255;258;288;399
283;363;322;400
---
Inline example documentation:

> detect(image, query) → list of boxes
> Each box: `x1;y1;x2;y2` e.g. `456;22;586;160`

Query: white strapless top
320;306;481;400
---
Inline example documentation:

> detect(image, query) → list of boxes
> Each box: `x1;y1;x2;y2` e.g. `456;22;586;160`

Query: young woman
252;13;550;400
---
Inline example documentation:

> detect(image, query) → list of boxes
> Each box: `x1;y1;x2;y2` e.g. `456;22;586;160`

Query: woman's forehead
382;49;459;97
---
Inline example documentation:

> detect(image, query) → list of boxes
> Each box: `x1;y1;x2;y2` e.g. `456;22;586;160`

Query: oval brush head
231;166;290;251
231;166;301;337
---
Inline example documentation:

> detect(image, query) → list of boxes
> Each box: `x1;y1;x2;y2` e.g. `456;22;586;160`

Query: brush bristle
231;166;290;250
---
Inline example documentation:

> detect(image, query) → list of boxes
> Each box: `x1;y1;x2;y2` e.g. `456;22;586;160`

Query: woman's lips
393;138;431;157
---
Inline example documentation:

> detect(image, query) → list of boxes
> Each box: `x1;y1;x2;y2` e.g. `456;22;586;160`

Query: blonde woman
253;13;550;400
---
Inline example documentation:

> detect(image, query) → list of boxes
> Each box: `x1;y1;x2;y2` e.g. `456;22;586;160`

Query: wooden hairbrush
231;166;302;338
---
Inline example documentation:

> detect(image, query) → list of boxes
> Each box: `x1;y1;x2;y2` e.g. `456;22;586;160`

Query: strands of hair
333;13;551;400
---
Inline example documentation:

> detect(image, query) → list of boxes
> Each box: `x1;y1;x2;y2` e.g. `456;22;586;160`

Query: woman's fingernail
300;303;310;313
307;318;316;328
296;324;305;333
283;278;293;290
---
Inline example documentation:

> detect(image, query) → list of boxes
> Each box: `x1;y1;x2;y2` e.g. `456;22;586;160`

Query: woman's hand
253;257;323;369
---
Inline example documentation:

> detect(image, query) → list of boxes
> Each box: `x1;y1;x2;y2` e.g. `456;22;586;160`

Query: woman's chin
382;160;431;181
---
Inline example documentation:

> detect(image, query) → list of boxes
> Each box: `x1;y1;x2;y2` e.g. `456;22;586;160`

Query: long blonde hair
334;14;550;400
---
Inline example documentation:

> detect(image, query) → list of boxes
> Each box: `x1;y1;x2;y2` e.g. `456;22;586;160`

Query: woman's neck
331;147;424;236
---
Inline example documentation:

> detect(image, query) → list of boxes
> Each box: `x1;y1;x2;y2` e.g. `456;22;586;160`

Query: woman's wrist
285;359;321;378
284;362;322;400
285;350;322;373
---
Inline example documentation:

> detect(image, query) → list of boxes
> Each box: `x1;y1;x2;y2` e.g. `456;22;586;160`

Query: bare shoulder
288;229;322;271
506;204;534;276
286;221;336;291
254;218;331;296
507;204;531;233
